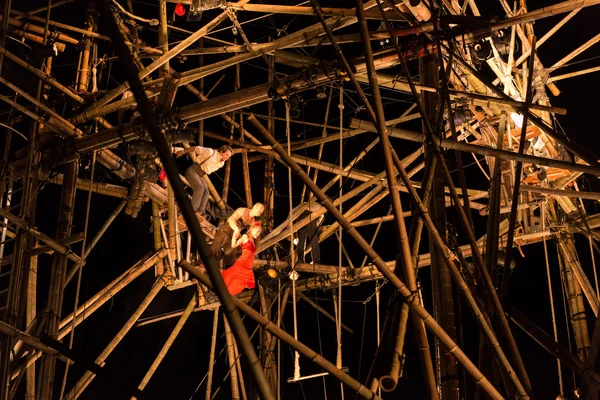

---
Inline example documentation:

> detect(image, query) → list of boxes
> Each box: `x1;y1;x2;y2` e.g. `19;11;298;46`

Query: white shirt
173;146;225;175
193;147;224;175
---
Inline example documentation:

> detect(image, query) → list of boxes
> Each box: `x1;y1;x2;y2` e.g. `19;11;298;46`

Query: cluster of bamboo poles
2;0;600;399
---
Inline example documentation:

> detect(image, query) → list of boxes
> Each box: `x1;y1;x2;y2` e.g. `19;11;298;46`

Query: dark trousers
185;163;209;214
210;223;235;258
296;211;320;264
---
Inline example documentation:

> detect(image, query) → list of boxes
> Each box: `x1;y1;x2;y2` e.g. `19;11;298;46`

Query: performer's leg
185;165;205;212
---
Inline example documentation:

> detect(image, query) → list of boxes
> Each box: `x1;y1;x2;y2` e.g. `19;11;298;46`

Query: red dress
221;239;256;296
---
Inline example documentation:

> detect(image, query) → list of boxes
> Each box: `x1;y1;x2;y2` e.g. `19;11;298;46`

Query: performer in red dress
221;222;262;296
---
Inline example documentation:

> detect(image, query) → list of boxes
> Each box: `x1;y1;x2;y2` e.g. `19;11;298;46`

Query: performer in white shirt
174;145;233;215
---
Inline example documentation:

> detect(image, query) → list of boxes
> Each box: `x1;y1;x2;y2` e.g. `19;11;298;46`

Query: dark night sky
4;0;600;399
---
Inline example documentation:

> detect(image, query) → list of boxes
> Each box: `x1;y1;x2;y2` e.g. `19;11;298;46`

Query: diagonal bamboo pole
205;306;219;400
252;113;504;400
132;292;197;398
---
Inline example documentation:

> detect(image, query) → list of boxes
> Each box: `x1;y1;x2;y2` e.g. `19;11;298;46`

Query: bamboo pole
76;3;95;92
233;341;248;400
158;0;169;75
224;316;241;400
132;293;197;398
251;114;504;399
167;181;177;277
38;161;78;400
550;32;600;71
65;275;167;400
205;307;219;400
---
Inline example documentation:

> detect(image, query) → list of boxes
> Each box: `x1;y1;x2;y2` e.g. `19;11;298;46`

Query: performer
296;202;324;264
221;222;262;296
211;202;265;259
174;144;233;215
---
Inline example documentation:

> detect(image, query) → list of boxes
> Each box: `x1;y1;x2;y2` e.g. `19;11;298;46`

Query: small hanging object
174;2;186;17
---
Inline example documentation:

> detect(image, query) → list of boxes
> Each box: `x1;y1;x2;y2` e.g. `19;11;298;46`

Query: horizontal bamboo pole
351;119;600;176
0;208;81;264
47;174;129;199
0;16;78;44
0;321;70;364
521;185;600;201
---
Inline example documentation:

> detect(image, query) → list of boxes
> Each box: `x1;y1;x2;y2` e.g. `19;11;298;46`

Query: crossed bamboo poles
3;0;600;398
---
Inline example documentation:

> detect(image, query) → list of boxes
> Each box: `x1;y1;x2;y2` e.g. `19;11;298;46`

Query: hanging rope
541;202;564;396
336;85;344;400
60;151;97;399
286;101;300;382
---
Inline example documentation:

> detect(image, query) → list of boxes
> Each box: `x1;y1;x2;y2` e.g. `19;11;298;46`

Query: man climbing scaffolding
211;203;265;259
174;144;233;216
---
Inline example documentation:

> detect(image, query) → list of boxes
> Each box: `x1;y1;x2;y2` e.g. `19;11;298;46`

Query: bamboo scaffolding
97;5;276;398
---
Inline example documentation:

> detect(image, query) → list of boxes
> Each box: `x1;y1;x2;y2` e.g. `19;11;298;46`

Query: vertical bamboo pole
354;3;438;397
198;38;204;145
241;116;252;207
167;181;177;278
264;49;275;232
224;316;241;400
76;2;95;92
38;161;78;400
205;307;219;400
423;52;459;400
152;201;165;276
65;275;167;400
233;341;248;400
25;246;37;400
132;293;197;398
158;0;169;75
